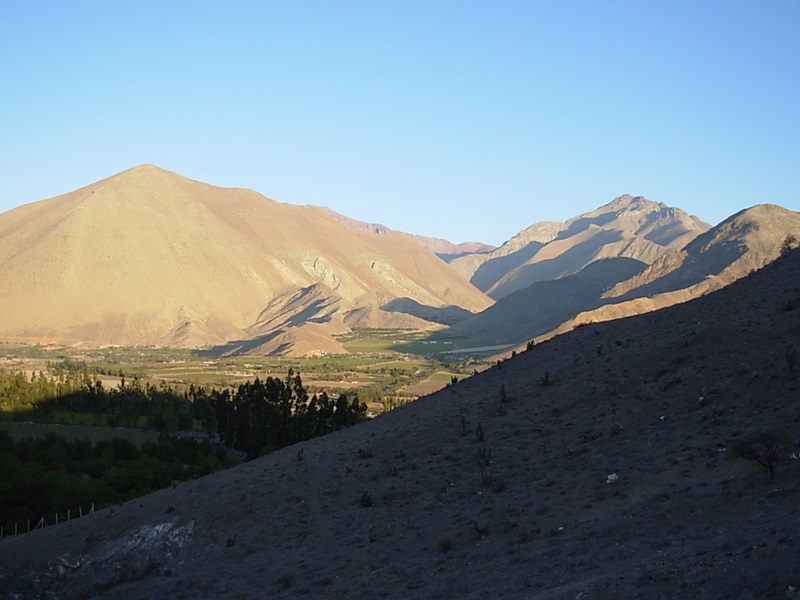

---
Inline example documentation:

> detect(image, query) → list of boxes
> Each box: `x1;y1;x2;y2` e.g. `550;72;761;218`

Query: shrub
781;234;798;254
729;428;793;480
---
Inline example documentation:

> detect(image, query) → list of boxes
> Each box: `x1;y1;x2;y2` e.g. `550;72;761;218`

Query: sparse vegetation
478;445;492;466
729;428;793;480
514;528;532;544
781;234;798;254
497;384;507;415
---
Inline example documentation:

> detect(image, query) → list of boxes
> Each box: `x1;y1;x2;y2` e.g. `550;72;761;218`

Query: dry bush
728;428;793;480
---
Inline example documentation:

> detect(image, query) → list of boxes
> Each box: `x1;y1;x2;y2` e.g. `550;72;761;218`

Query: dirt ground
1;250;799;600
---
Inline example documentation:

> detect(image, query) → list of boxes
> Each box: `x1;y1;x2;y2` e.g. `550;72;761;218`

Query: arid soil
1;250;799;599
0;164;490;350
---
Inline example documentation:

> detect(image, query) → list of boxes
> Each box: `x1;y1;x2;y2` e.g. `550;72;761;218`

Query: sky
1;1;798;246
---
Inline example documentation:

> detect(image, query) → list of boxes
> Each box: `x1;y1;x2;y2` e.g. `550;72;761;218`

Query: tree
729;428;792;480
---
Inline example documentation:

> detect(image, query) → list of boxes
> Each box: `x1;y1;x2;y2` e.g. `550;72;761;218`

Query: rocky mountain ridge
317;206;496;258
1;166;796;357
447;203;800;351
451;194;709;300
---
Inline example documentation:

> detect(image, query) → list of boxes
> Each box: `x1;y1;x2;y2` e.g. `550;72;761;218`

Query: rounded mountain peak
605;194;664;212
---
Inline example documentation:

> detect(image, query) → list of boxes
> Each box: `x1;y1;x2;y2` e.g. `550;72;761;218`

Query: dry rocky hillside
450;195;709;299
316;207;495;259
4;166;796;358
2;248;799;600
447;203;800;350
0;165;490;353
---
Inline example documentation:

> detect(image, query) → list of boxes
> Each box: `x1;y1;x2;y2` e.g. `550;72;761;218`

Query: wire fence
1;503;95;541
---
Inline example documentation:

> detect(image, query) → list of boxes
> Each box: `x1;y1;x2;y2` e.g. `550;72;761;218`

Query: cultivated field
0;329;490;423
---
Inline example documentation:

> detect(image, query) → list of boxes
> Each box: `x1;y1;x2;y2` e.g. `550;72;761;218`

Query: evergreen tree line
212;370;367;457
0;366;367;458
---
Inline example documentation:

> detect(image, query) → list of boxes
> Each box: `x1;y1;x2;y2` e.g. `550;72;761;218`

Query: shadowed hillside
451;195;708;300
449;203;799;352
2;249;799;600
604;203;800;302
447;256;648;346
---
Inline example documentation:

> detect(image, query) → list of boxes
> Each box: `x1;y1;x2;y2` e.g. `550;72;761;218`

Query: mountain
603;203;800;302
318;206;496;258
448;220;566;288
448;203;800;350
0;165;492;353
451;195;709;300
551;203;800;336
446;256;649;347
3;248;800;599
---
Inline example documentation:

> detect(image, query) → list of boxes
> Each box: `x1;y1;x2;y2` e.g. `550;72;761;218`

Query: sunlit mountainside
0;165;490;353
0;165;797;356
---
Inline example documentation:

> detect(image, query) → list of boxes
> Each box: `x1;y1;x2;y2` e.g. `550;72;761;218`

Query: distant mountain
604;203;800;301
561;203;800;330
451;195;709;299
317;207;496;258
5;167;793;358
448;220;566;288
446;257;648;347
0;165;491;353
448;203;800;350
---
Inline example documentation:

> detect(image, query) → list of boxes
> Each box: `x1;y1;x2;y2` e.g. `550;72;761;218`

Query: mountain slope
2;248;799;600
549;203;800;336
604;203;800;301
450;195;708;299
0;165;492;351
449;220;566;287
317;206;496;258
481;195;709;299
447;257;648;346
450;203;799;351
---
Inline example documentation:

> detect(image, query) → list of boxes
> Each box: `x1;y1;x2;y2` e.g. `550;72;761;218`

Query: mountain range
3;243;799;599
0;165;798;355
0;165;489;353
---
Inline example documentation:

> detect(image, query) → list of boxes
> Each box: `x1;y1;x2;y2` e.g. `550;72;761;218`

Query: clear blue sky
1;1;798;246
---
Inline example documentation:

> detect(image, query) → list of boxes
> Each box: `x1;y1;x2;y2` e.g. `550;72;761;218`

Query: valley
0;329;488;426
2;241;798;600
